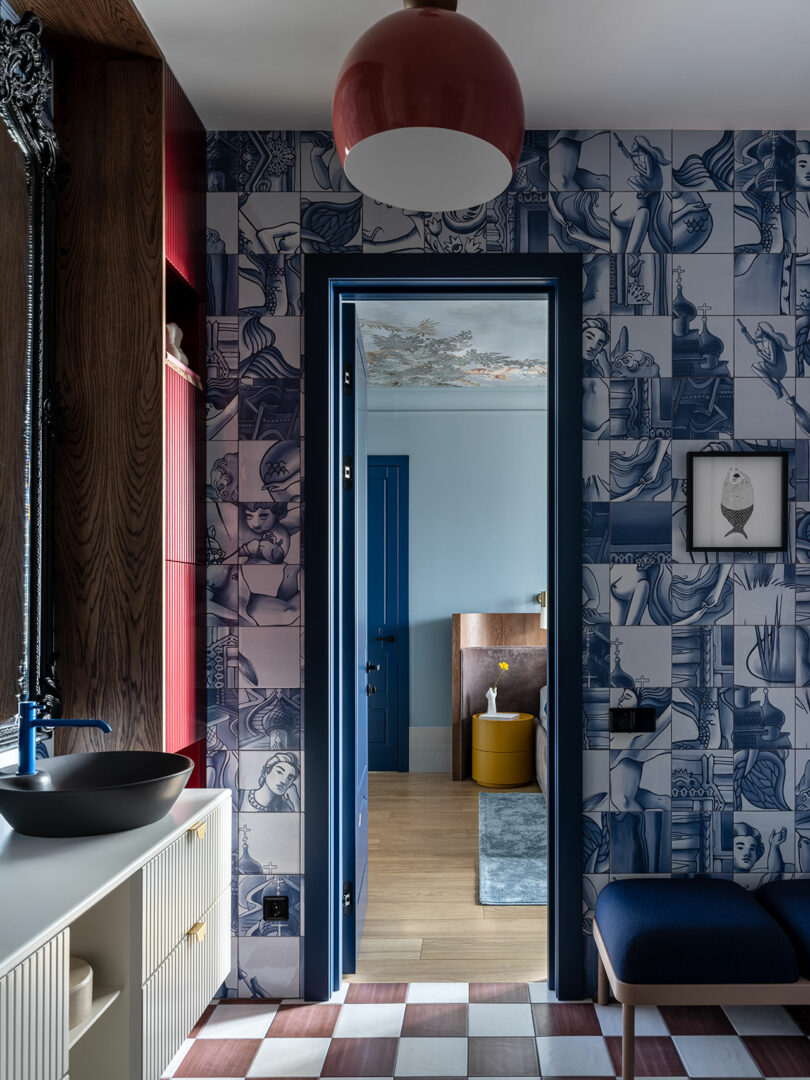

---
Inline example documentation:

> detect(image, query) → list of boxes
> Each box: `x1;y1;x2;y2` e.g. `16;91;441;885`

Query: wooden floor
349;772;548;984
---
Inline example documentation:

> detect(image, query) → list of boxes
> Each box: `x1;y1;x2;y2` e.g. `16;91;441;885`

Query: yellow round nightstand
472;712;535;788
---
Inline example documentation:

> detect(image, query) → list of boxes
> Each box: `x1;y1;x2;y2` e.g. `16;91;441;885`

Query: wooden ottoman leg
597;951;610;1005
622;1003;635;1080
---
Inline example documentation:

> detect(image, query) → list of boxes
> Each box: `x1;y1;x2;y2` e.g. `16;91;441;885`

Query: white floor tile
334;1003;406;1038
405;982;469;1003
595;1002;668;1035
468;1002;535;1036
197;1002;278;1038
671;1034;760;1078
528;981;559;1003
394;1036;468;1076
536;1035;614;1077
722;1003;802;1035
246;1036;331;1077
160;1038;193;1078
328;982;350;1005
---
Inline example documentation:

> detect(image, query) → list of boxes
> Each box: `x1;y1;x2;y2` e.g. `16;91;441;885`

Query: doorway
303;254;582;1002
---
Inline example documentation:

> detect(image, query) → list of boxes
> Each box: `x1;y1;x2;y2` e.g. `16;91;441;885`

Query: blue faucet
17;700;112;776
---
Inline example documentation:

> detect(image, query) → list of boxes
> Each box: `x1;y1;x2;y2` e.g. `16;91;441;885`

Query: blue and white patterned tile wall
206;129;810;997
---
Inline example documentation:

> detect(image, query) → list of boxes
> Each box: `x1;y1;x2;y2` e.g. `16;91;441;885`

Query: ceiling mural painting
355;298;548;388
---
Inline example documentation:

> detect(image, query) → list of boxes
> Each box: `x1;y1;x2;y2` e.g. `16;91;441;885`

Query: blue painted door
367;458;409;772
341;305;369;973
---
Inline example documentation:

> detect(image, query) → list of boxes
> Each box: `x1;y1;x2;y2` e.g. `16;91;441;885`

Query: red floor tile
469;981;530;1003
401;1003;468;1037
345;982;408;1004
659;1005;736;1036
321;1036;399;1076
468;1035;540;1076
532;1002;601;1036
267;1003;342;1037
743;1035;810;1077
606;1035;686;1077
174;1038;262;1077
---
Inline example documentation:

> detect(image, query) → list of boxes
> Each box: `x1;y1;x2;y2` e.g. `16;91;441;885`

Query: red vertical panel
165;560;196;753
164;69;205;297
165;366;195;562
178;737;206;788
165;364;198;753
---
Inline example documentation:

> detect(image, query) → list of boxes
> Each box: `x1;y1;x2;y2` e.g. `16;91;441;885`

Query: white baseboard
408;726;451;773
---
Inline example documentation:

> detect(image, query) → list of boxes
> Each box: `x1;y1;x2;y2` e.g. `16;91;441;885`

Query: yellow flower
498;661;509;671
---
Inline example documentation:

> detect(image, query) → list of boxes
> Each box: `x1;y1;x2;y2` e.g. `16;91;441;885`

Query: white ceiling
134;0;810;132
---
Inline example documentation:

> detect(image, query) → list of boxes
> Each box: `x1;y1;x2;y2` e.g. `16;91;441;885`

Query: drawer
142;799;230;980
472;747;534;788
142;888;230;1080
473;714;534;753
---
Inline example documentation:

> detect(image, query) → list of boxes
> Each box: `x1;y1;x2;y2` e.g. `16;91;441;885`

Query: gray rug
478;792;548;905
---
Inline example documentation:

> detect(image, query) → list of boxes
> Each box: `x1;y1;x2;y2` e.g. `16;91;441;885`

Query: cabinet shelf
68;985;122;1049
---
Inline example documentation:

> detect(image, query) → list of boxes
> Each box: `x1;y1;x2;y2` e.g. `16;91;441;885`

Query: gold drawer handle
187;920;206;943
188;820;207;840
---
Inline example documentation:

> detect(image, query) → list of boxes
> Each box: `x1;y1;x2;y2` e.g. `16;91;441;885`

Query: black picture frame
686;450;789;552
0;11;61;737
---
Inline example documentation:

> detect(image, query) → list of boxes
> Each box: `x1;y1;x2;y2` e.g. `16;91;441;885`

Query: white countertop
0;787;230;979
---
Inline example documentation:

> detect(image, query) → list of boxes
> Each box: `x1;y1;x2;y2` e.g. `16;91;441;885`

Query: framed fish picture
686;450;789;552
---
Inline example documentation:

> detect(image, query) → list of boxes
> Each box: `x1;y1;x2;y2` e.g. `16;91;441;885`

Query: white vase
486;687;497;715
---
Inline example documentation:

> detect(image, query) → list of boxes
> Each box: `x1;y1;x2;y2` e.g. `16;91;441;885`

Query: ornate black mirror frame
0;10;61;738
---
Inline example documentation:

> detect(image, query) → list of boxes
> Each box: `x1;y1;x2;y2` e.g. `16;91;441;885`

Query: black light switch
263;895;289;921
609;706;656;734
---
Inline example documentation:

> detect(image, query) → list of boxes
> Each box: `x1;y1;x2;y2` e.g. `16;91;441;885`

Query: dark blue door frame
367;456;409;773
304;254;582;1002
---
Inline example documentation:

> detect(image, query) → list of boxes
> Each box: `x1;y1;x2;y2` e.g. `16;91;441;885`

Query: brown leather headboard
460;647;548;723
451;613;547;779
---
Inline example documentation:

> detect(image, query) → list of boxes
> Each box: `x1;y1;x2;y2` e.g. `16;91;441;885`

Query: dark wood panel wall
13;0;160;57
52;56;165;753
9;0;207;755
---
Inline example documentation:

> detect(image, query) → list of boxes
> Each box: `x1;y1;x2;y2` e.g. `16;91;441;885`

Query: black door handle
366;684;377;695
376;635;395;642
366;662;380;672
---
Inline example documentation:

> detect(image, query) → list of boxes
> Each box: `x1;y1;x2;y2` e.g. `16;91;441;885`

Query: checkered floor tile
161;983;810;1079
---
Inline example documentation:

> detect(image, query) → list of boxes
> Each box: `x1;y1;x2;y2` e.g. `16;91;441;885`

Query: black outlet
609;706;656;734
263;895;289;921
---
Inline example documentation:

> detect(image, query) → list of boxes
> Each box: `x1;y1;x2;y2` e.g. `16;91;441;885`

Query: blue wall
206;127;810;998
367;388;547;769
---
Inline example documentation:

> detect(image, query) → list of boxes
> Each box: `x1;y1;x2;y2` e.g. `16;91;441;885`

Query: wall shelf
68;984;122;1049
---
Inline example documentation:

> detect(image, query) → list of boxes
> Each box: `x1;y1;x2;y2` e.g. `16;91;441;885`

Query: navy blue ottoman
756;880;810;977
593;878;804;1080
596;877;798;985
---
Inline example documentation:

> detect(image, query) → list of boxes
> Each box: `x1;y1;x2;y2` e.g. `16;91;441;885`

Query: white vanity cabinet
140;800;231;1079
0;789;231;1080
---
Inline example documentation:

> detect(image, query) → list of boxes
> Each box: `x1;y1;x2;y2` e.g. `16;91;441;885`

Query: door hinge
342;881;354;916
343;363;354;396
343;455;353;490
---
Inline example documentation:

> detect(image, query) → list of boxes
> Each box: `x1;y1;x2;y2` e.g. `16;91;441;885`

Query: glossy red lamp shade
332;2;524;212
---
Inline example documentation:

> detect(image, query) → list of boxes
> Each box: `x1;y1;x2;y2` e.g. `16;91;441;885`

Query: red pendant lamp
332;0;524;212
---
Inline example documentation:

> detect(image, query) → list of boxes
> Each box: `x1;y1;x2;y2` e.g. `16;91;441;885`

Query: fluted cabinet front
0;930;68;1080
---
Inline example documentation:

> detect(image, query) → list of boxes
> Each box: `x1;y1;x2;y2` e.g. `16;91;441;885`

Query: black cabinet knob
375;635;395;642
366;662;380;672
366;684;377;695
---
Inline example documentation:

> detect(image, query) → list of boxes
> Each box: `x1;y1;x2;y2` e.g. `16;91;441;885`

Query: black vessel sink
0;751;194;837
